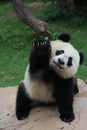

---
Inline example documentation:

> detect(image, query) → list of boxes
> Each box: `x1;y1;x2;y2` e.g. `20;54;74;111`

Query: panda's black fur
16;34;84;122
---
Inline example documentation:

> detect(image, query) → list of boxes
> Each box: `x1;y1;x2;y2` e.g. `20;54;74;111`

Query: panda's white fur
50;40;80;79
23;40;80;103
24;65;55;103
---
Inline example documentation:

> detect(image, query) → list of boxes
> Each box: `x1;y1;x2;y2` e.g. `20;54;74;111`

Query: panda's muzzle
53;59;64;69
58;58;64;65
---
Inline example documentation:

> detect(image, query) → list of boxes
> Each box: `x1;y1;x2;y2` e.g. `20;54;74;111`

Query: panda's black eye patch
67;57;72;67
55;50;64;55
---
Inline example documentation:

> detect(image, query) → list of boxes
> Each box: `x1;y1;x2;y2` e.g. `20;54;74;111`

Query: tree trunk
13;0;51;37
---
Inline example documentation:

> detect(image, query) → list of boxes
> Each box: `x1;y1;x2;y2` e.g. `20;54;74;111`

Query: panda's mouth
53;61;64;69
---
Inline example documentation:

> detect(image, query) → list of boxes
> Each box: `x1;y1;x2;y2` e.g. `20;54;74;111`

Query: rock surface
0;79;87;130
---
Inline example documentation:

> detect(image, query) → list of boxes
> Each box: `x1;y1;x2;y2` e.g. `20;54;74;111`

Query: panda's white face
50;40;80;79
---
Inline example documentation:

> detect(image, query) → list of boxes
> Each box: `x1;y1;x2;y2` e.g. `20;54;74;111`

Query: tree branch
13;0;51;37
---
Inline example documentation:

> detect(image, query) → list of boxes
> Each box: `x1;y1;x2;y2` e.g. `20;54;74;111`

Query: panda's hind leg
16;82;34;120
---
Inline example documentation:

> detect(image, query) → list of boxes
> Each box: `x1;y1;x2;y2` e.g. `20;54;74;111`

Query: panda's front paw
60;113;75;123
32;40;51;55
32;40;50;48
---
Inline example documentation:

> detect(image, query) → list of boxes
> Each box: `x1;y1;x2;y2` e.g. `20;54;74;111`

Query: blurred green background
0;0;87;87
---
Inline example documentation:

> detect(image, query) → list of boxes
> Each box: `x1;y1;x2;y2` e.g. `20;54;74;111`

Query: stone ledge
0;79;87;130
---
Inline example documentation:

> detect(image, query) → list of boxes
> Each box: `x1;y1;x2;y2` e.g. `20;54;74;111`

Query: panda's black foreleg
55;94;74;123
58;100;75;123
29;40;51;75
54;80;75;122
16;82;34;120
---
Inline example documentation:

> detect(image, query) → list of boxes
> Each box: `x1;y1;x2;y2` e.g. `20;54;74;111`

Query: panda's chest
28;80;55;103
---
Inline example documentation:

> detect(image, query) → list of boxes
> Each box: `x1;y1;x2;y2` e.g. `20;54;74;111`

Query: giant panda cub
16;34;84;122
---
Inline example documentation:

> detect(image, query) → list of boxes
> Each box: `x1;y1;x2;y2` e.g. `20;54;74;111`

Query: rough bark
13;0;51;37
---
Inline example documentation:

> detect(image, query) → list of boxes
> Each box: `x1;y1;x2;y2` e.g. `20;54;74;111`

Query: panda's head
50;34;84;79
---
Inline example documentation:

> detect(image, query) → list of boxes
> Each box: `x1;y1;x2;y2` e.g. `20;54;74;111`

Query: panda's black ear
58;33;70;42
79;52;84;65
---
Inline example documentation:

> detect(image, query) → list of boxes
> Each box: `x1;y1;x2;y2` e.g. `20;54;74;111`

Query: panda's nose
58;59;64;65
